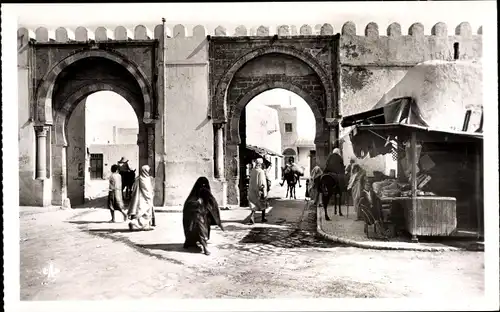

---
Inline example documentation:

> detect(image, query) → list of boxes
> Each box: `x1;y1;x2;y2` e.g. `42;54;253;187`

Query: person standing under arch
108;165;127;223
247;158;268;224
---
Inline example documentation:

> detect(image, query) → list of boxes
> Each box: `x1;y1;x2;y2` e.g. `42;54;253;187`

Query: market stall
342;98;483;242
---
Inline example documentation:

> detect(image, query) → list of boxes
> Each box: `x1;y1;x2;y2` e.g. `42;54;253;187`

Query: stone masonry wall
338;21;482;174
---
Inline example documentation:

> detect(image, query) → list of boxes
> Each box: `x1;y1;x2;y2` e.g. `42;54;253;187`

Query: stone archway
209;35;339;206
211;44;335;123
226;82;326;206
34;50;156;206
35;49;154;125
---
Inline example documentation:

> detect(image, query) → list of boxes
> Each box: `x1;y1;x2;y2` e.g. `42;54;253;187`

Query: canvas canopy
341;60;483;158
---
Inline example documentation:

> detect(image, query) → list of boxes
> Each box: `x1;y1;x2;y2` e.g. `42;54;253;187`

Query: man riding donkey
317;147;349;219
117;157;136;199
279;157;303;188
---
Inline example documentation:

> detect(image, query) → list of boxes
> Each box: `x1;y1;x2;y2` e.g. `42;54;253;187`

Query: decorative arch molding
35;49;154;126
213;45;333;123
228;81;324;144
54;83;143;147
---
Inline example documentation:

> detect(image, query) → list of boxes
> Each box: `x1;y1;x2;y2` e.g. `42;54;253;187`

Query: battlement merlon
18;21;482;45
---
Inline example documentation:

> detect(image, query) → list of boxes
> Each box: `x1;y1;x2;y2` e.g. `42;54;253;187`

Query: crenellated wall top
17;21;482;44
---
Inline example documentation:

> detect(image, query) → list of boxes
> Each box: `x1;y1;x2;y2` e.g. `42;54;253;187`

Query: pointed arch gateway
209;36;340;206
33;49;156;206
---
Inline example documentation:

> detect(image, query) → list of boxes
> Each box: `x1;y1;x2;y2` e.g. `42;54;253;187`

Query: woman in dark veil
183;177;224;255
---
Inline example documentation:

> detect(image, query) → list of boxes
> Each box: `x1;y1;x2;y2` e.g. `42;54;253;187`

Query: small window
90;153;104;179
285;123;293;133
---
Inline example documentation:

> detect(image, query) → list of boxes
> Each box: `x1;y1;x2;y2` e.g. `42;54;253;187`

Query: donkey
318;173;346;220
120;169;137;200
284;170;300;199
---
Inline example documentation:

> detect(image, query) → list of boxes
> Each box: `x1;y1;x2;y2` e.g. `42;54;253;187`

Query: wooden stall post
410;131;419;243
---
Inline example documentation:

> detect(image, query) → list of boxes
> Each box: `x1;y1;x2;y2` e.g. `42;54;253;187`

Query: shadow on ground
67;220;112;225
137;243;205;254
83;228;186;265
238;226;343;249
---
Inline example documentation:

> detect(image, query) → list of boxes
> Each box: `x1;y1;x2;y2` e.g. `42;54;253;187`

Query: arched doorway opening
37;53;155;207
212;48;334;206
74;91;140;203
242;88;317;205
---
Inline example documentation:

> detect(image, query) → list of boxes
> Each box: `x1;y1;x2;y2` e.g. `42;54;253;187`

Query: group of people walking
107;157;155;231
107;156;224;256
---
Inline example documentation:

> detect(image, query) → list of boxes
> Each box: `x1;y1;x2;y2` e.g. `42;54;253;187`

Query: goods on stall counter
400;190;436;197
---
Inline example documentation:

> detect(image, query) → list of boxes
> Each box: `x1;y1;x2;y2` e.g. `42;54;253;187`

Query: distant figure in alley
107;164;127;223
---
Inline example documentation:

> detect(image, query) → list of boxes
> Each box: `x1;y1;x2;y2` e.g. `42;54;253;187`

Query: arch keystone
341;21;356;36
95;27;114;41
387;22;401;37
455;22;472;37
408;23;424;37
75;26;94;41
235;25;248;36
431;22;447;37
320;23;334;35
365;22;379;38
300;24;312;35
193;25;206;39
134;25;152;40
173;24;187;38
256;26;269;36
55;27;74;42
115;26;133;40
277;25;290;36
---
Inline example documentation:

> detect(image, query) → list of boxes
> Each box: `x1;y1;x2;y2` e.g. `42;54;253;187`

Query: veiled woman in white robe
128;165;155;230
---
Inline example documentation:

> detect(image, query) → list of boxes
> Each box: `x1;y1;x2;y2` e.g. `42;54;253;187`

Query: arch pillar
213;122;228;207
35;125;50;179
33;125;52;207
224;139;240;206
144;120;156;176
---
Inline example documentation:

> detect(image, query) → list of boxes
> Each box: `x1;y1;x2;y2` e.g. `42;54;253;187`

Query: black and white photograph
2;1;498;311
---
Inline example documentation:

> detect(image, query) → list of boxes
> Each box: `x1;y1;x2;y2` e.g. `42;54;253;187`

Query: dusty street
20;194;484;300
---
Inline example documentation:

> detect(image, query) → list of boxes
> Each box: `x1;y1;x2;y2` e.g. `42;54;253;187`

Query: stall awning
246;145;283;157
353;123;483;142
342;97;428;128
243;145;283;168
